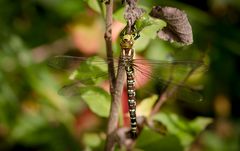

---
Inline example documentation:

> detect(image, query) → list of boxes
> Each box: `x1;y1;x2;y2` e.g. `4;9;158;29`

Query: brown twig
105;63;125;151
104;0;116;92
104;0;125;150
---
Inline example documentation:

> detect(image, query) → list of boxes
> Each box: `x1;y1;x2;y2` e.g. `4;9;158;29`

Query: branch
104;0;116;92
105;63;125;151
104;0;124;151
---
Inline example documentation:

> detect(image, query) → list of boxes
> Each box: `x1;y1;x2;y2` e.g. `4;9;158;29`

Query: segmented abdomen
125;64;137;138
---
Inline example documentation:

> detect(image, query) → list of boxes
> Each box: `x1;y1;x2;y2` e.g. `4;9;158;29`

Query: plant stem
104;0;126;151
104;0;115;91
105;64;125;151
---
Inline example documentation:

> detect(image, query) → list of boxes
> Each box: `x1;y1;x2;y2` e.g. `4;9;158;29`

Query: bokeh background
0;0;239;151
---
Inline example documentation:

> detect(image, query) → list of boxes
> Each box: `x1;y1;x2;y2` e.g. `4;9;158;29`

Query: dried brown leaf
122;0;137;6
150;6;193;45
124;5;145;26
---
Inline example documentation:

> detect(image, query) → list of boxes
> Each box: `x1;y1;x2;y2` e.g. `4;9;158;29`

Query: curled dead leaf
124;6;145;26
150;6;193;45
123;0;145;27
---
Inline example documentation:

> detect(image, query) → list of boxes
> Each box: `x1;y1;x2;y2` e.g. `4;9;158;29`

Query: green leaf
135;15;154;31
113;7;125;23
134;16;166;51
189;116;212;133
136;127;183;151
87;0;102;13
134;33;151;52
137;95;158;117
81;87;110;117
136;15;166;39
141;18;166;39
136;15;165;32
153;112;212;147
70;56;108;85
83;132;101;147
145;39;175;60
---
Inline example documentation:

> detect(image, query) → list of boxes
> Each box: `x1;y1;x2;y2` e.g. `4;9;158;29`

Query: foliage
0;0;239;151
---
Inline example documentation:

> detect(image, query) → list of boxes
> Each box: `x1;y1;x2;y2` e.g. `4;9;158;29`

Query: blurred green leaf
189;116;212;132
135;15;154;32
113;7;125;23
81;86;110;117
134;18;165;51
87;0;102;14
136;127;183;151
137;95;158;117
134;34;151;52
145;39;175;60
153;112;212;147
70;56;108;85
83;132;101;148
136;15;166;39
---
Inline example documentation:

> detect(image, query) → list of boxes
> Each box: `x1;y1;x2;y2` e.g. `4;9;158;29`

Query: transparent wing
49;55;117;81
58;82;87;97
48;55;115;96
133;59;207;102
133;59;207;86
58;82;110;97
47;55;112;71
48;55;207;102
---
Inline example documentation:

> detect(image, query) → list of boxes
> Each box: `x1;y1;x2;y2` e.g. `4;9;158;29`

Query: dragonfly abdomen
125;64;137;138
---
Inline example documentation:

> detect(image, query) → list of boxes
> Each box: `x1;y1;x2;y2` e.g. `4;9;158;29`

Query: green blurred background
0;0;239;151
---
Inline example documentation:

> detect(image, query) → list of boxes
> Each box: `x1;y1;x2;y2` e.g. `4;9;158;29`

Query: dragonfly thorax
122;48;134;58
121;48;134;67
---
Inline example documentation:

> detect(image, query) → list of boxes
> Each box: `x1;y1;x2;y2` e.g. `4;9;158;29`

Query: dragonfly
48;34;207;138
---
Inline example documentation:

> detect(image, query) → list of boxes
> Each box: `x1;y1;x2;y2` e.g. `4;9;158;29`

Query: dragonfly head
120;34;134;49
